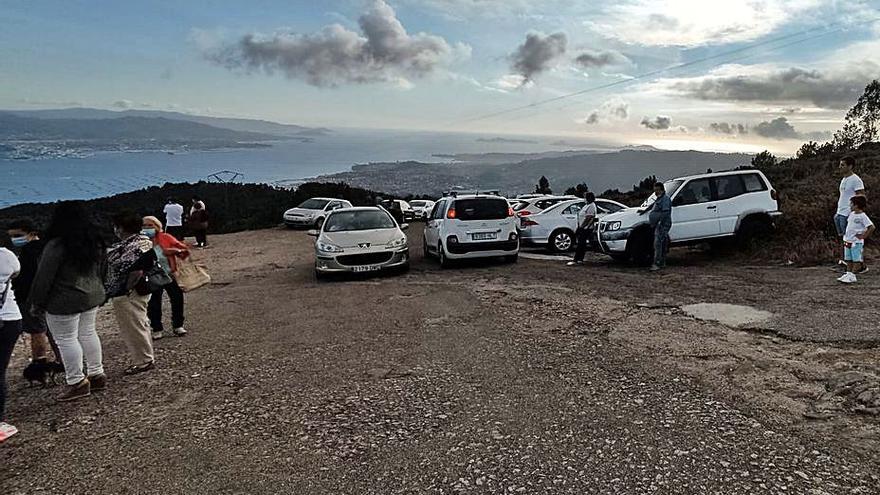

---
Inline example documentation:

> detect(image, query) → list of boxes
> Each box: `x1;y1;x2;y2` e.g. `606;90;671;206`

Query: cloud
640;115;672;130
709;122;748;135
509;32;567;83
112;100;133;109
476;137;539;144
661;64;878;110
585;97;629;125
754;116;832;141
574;49;631;69
202;0;466;87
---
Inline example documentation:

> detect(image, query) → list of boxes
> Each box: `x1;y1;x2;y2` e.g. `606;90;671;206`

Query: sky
1;0;879;154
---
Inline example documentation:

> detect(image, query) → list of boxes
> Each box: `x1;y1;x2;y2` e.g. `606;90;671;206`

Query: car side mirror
306;229;319;237
400;223;409;230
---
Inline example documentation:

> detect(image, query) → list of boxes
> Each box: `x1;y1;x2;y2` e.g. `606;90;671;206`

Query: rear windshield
453;198;509;220
324;210;395;232
410;201;428;207
298;198;330;210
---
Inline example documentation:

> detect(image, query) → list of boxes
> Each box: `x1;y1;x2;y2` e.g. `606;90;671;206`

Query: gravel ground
2;225;879;494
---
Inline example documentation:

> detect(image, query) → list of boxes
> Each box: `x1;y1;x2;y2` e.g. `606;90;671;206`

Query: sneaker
57;378;90;402
649;265;661;272
838;259;848;266
0;422;18;443
856;266;869;275
172;327;187;336
88;374;107;392
838;272;857;284
151;331;165;340
566;261;582;266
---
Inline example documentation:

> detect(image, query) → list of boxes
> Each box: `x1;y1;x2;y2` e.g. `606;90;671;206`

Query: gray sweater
29;239;106;315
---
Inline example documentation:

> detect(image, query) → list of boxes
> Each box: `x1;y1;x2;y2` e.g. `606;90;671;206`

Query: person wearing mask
29;202;107;402
0;232;23;441
162;198;185;241
105;211;156;375
639;182;673;272
189;201;209;248
6;220;61;367
142;216;189;339
567;192;598;266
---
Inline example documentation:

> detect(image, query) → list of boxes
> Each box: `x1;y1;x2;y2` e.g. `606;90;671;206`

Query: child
838;195;874;283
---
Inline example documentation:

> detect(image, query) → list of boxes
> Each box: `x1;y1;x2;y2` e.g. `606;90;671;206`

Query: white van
423;194;519;267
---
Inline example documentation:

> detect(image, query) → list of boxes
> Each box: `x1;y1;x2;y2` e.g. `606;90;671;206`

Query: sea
0;128;603;208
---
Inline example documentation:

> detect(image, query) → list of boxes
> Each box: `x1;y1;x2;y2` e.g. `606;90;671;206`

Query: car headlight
606;221;622;231
317;241;344;253
386;236;408;249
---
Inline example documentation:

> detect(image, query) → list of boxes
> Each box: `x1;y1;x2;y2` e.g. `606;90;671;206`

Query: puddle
681;303;774;329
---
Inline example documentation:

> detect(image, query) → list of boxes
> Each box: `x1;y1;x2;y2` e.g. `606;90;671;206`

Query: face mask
11;236;28;248
141;228;157;238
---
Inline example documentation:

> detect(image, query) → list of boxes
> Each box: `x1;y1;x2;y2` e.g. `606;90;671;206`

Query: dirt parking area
3;224;879;494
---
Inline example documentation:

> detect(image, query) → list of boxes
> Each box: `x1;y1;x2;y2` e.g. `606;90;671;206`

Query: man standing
163;198;185;241
640;182;672;271
834;156;866;266
567;192;598;266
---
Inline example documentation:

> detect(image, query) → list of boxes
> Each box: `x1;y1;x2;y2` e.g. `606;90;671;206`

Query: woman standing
105;211;156;375
0;232;23;441
142;216;189;339
29;202;107;402
189;202;209;248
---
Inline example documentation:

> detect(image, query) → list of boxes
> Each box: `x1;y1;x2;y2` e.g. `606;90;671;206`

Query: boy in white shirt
838;195;874;284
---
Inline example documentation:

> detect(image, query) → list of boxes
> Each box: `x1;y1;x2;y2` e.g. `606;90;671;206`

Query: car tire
548;229;575;253
439;243;452;269
423;236;433;259
504;254;519;264
626;228;654;266
610;253;629;263
737;215;773;248
397;262;411;275
315;269;328;281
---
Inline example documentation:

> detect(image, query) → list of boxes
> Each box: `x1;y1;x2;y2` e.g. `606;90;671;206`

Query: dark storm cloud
509;32;567;82
669;66;874;109
574;49;630;69
640;115;672;130
205;0;460;87
709;122;748;135
753;116;831;141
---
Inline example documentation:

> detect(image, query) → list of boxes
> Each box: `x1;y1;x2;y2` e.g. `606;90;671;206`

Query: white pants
46;307;103;385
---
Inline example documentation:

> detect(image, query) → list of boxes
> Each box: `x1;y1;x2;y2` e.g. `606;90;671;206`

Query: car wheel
609;253;629;263
504;254;519;263
737;216;773;249
439;243;452;269
626;228;654;266
422;236;433;259
549;229;575;253
315;269;328;281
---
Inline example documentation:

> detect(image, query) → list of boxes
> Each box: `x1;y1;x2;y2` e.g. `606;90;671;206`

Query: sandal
124;361;155;375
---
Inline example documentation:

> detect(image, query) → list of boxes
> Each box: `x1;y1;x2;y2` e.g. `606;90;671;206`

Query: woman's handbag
134;259;173;296
173;255;211;292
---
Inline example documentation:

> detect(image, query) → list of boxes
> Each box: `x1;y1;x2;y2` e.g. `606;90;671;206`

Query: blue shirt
647;194;672;227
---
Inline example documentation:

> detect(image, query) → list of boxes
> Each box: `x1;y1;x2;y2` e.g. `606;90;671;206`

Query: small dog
22;359;65;387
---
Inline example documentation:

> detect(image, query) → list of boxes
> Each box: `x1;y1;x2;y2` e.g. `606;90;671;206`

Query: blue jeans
654;222;671;267
834;214;848;237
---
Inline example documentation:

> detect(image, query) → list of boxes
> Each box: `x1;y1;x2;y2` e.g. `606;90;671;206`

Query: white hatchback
284;197;352;228
519;198;626;253
423;194;519;267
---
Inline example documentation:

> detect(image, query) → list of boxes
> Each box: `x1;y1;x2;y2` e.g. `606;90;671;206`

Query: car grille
336;252;394;266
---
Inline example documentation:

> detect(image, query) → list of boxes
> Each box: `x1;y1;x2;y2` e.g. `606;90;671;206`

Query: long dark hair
44;201;105;273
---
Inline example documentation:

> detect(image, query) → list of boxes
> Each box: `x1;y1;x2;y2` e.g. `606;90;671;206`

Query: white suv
423;194;519;267
284;197;352;228
597;170;781;264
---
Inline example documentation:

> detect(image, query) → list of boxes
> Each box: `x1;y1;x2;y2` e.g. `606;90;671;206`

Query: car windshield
512;201;529;211
640;180;685;207
410;201;428;207
323;210;396;232
453;198;509;220
298;198;330;210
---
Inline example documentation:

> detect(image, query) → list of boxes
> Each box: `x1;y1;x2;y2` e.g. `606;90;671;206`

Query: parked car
423;193;519;267
409;200;436;220
513;195;577;217
284;197;352;228
520;198;627;253
308;207;410;278
597;170;781;264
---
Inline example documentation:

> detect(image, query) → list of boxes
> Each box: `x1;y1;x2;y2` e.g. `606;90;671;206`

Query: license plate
352;265;381;272
472;232;497;240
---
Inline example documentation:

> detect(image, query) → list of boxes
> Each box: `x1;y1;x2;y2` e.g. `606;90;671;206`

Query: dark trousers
193;229;207;246
147;280;185;331
0;319;22;421
573;227;593;262
166;226;185;241
654;222;671;267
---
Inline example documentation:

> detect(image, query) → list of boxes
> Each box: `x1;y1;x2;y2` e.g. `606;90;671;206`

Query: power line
455;17;880;125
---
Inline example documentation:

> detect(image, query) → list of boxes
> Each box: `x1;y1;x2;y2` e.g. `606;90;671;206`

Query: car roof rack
442;190;501;198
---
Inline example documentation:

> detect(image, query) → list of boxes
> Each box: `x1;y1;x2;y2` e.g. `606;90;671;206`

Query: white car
597;170;781;264
284;197;352;228
513;195;578;217
423;194;519;267
409;200;436;220
309;207;409;278
519;198;627;253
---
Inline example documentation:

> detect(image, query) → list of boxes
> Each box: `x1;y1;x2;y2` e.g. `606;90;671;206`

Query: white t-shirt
577;202;598;228
163;203;184;227
844;211;874;244
837;174;865;216
0;248;22;321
